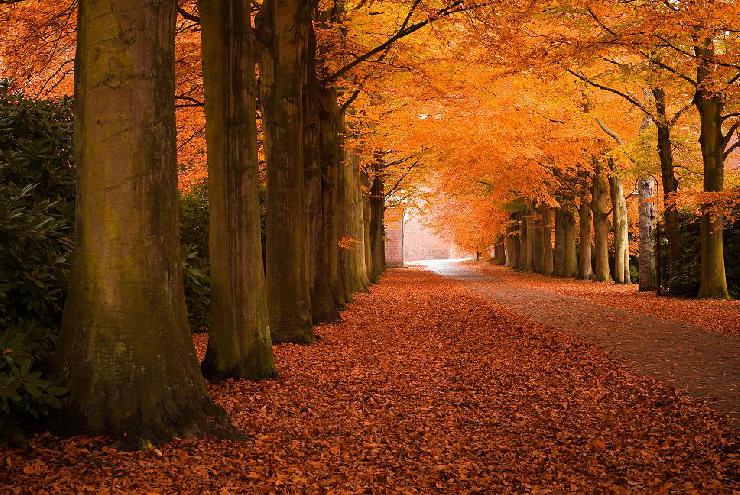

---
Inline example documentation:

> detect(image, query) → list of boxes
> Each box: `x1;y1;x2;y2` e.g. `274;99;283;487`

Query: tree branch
324;1;484;84
567;69;656;120
594;117;623;145
385;159;421;199
178;6;200;23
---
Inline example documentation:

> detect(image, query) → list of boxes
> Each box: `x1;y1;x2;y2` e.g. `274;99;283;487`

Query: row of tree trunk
504;163;641;286
53;0;387;442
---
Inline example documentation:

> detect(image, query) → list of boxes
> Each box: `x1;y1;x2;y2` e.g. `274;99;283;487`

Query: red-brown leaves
1;269;736;493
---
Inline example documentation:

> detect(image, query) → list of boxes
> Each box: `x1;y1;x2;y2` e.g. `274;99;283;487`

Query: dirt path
2;269;737;493
426;260;740;425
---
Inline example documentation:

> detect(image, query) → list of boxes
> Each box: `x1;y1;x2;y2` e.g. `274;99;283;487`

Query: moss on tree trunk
259;0;315;342
694;45;729;299
54;0;235;442
199;0;276;380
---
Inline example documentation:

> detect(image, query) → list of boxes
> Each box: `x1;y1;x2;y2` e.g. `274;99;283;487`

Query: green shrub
0;86;75;329
0;84;74;435
660;211;739;298
179;181;268;331
1;323;66;428
180;181;210;331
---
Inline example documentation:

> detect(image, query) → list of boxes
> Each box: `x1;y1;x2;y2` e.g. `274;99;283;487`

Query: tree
257;0;315;343
591;160;611;282
54;0;233;441
198;0;276;380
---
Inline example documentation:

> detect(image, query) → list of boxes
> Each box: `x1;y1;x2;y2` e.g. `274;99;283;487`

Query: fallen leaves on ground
469;262;740;335
1;269;737;493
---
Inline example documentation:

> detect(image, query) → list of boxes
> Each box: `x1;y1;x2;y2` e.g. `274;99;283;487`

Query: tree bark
524;212;534;272
55;0;233;441
259;0;315;342
578;190;593;280
638;176;657;291
553;208;565;276
319;88;345;308
362;168;376;282
694;45;729;299
517;214;527;271
303;26;336;323
369;160;386;279
652;88;682;281
591;162;611;282
199;0;276;379
541;205;553;275
562;204;578;278
341;152;368;294
505;219;518;268
608;159;630;284
532;211;543;273
350;153;370;291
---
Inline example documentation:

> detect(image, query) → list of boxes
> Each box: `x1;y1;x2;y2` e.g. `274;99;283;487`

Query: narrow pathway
3;269;737;493
426;260;740;424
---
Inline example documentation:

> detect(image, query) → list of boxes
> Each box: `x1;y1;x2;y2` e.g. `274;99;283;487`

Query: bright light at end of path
405;258;473;267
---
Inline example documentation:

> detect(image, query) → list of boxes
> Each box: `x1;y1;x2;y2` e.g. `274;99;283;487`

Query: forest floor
425;260;740;425
2;267;738;493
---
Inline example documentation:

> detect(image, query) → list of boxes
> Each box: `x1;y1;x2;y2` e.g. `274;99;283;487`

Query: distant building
384;208;470;266
384;211;404;268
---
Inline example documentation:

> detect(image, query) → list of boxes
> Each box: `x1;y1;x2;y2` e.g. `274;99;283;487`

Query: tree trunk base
201;356;278;382
271;330;317;345
52;393;242;448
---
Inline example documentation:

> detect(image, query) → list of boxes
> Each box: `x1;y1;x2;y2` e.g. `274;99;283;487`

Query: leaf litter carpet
430;261;740;424
2;269;737;493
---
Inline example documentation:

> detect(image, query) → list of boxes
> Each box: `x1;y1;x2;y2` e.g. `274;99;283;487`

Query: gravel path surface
426;260;740;425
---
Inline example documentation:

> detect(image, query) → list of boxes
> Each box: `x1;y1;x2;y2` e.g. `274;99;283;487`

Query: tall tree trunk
541;205;553;275
524;212;534;272
259;0;315;342
578;190;593;280
608;160;630;284
562;204;578;278
592;162;611;282
369;161;385;278
638;176;657;291
694;45;729;299
495;237;506;264
505;220;517;268
532;211;543;273
653;88;682;281
350;153;370;291
517;214;527;271
553;208;565;276
320;89;346;308
303;26;336;323
55;0;232;441
338;158;353;303
199;0;275;380
362;168;376;282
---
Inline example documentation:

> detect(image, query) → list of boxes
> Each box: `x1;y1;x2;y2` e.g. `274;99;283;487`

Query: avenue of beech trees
0;0;738;467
